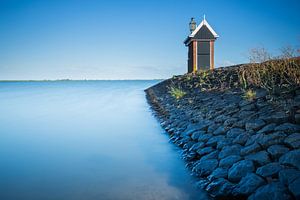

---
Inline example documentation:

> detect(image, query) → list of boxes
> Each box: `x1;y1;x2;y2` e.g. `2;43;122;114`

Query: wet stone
279;168;300;185
284;133;300;149
208;167;228;181
233;133;249;145
233;173;265;196
219;155;242;169
206;135;225;147
206;178;235;198
213;126;226;135
245;119;266;131
216;138;232;150
193;159;218;177
256;162;282;177
241;142;262;156
196;179;210;190
279;149;300;170
207;124;218;133
248;182;293;200
226;128;245;138
260;112;290;124
196;146;215;156
267;145;289;159
198;133;212;143
257;123;277;134
218;144;242;159
189;142;205;152
288;176;300;199
274;123;300;133
245;150;271;166
199;150;219;162
258;132;286;148
223;118;238;127
228;160;255;182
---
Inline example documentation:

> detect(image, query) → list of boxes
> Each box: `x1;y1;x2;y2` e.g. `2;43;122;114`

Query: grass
168;85;186;100
243;89;256;101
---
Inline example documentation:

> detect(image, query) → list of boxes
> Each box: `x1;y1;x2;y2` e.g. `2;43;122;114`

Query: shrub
168;86;186;100
243;89;256;101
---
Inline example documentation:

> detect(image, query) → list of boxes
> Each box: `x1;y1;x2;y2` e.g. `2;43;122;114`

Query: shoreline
145;62;300;199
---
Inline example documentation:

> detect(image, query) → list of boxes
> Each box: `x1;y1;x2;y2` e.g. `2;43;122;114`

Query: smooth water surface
0;81;210;200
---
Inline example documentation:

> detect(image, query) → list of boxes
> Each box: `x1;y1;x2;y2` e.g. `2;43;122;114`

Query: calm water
0;81;210;200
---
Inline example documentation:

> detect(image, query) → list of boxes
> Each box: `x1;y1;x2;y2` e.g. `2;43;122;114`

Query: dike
145;59;300;200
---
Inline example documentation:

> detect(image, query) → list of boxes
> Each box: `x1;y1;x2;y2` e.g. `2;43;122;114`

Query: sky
0;0;299;80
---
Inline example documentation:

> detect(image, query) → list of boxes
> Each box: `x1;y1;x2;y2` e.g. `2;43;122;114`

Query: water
0;81;210;200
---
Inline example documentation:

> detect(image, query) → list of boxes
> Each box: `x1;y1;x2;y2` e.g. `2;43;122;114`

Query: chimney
189;17;196;33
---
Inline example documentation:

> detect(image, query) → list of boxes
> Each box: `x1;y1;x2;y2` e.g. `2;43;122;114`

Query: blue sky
0;0;299;80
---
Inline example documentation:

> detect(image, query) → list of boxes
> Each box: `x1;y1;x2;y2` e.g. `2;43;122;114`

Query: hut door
197;41;210;70
187;43;193;73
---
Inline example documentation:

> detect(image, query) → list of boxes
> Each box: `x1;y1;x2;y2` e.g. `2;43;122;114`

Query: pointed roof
184;18;219;45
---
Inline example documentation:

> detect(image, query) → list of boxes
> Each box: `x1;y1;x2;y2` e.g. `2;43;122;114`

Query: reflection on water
0;81;210;200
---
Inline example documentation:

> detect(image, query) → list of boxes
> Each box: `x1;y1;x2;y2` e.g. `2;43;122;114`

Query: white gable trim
190;19;219;38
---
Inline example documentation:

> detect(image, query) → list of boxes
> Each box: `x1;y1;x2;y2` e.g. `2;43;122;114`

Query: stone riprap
145;66;300;199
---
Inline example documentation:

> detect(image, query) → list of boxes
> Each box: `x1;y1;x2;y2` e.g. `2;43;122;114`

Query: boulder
260;112;290;124
208;167;228;181
241;142;262;156
258;132;286;148
233;173;265;196
199;150;219;162
233;133;249;145
279;149;300;170
193;159;218;177
248;182;293;200
256;162;283;177
274;123;300;133
219;155;242;169
198;133;212;143
284;133;300;149
196;146;214;156
228;160;255;182
206;135;225;147
279;168;300;185
226;128;245;138
288;176;300;199
218;144;242;159
245;151;271;166
189;142;205;152
213;126;226;135
257;123;277;134
205;178;235;197
245;119;266;131
267;145;289;159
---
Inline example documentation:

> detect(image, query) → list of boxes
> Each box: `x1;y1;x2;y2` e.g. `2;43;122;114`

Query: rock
223;118;238;127
200;150;219;162
208;167;228;181
183;141;195;150
295;114;300;124
267;145;289;159
279;168;300;185
219;155;242;169
248;182;293;200
288;176;300;199
233;133;249;145
228;160;255;182
205;178;235;197
284;133;300;149
206;135;225;147
226;128;245;138
215;115;230;123
245;119;266;131
260;112;290;124
245;151;271;166
256;162;283;177
241;142;262;156
257;123;277;134
241;103;256;111
218;144;242;159
213;126;226;135
279;149;300;170
196;146;214;156
207;123;218;133
191;131;202;140
245;134;262;146
196;179;210;190
274;123;300;133
233;173;265;196
258;132;286;148
216;138;232;150
189;142;205;152
193;159;218;177
198;133;212;143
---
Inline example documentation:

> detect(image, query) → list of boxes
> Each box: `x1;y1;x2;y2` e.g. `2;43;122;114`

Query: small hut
184;16;219;73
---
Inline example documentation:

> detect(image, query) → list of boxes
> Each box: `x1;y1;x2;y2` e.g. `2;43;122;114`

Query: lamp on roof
189;17;196;33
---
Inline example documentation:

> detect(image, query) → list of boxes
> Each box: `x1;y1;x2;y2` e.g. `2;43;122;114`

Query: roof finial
204;14;206;20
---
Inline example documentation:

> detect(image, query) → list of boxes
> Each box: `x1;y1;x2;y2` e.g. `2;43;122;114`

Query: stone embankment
145;61;300;200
